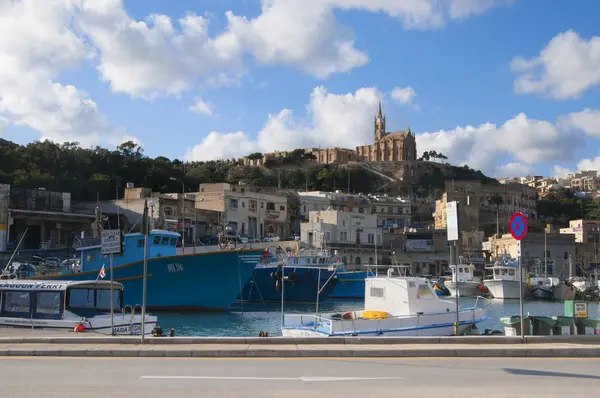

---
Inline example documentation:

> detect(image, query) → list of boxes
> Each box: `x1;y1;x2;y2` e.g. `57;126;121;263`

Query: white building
196;183;289;238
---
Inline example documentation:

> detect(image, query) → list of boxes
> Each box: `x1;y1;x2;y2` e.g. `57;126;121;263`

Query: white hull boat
0;279;158;335
484;279;526;299
445;281;482;298
281;268;489;338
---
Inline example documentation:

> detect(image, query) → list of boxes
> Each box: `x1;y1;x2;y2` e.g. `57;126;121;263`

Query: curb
0;335;598;345
1;347;599;358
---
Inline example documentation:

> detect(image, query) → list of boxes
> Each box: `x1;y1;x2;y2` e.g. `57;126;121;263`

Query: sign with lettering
167;263;184;273
575;302;587;318
445;201;459;241
101;229;122;255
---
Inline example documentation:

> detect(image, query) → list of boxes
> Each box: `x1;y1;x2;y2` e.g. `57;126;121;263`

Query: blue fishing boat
239;249;342;303
329;269;377;299
29;230;263;311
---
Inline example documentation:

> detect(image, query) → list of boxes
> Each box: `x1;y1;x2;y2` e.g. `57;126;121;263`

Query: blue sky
0;0;599;178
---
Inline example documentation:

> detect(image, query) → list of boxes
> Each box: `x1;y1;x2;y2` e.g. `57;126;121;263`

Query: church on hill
356;102;417;162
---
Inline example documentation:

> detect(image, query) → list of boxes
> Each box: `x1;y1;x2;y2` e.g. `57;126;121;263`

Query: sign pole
509;211;528;342
518;240;524;341
110;254;114;335
445;201;460;336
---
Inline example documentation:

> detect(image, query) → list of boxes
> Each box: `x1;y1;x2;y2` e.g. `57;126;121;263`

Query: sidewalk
0;342;598;358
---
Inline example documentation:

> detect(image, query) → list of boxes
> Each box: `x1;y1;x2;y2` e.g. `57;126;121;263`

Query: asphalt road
0;357;598;397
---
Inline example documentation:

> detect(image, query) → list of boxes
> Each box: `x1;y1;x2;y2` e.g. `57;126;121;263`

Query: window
303;205;307;213
68;289;95;309
340;232;347;241
96;289;121;311
242;201;245;208
161;237;170;245
368;233;374;244
229;198;238;209
137;239;144;247
370;287;385;298
153;236;161;245
35;292;63;318
267;202;275;210
358;207;364;213
280;205;285;211
1;291;30;316
261;202;264;208
170;238;177;246
417;285;434;299
324;232;331;241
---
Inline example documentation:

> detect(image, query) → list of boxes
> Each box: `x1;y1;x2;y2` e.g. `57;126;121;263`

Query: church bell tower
374;101;386;142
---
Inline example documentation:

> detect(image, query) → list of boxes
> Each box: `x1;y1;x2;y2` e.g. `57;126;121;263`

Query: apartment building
196;183;289;238
560;219;600;269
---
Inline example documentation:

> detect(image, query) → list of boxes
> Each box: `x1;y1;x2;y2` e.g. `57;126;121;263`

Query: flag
99;265;106;279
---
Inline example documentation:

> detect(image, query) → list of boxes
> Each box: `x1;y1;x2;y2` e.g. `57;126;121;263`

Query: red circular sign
509;212;528;241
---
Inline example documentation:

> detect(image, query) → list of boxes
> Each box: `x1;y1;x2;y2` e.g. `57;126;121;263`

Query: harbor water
153;299;600;337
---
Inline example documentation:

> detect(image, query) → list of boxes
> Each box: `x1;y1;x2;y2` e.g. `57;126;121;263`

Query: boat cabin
450;263;475;283
76;230;180;272
486;264;525;281
363;269;452;317
0;280;123;321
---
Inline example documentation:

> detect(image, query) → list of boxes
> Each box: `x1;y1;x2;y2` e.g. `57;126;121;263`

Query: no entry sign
509;212;528;241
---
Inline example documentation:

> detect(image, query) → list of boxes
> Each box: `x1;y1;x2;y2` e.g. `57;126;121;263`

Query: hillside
0;138;496;201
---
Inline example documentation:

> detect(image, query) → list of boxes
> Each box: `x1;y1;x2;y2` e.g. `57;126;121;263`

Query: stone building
356;102;417;162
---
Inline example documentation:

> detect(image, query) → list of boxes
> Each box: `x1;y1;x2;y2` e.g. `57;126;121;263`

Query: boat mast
544;230;547;277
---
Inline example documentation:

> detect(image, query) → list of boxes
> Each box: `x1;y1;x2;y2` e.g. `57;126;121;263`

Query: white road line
140;376;403;382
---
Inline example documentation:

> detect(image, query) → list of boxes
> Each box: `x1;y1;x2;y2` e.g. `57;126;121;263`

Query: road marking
140;376;403;382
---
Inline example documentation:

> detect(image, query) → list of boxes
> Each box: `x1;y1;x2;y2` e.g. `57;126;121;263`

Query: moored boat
0;279;157;335
445;263;485;297
483;257;527;299
27;230;263;311
281;267;489;337
239;249;342;303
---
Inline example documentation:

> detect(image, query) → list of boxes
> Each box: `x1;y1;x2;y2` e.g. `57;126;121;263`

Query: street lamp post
170;177;185;254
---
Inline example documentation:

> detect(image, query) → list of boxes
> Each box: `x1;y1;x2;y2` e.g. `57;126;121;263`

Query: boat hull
0;313;157;335
555;283;577;300
29;251;263;311
445;281;482;297
239;266;338;303
529;285;555;300
282;308;487;337
484;280;526;299
329;271;374;299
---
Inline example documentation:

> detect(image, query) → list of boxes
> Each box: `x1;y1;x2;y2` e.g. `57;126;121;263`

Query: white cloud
190;98;214;116
74;0;509;99
0;0;133;147
552;157;600;179
561;108;600;137
512;30;600;99
186;84;592;177
493;162;535;178
185;85;382;161
391;86;416;105
550;165;573;179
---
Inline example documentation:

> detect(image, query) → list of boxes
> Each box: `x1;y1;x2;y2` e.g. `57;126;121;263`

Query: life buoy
73;323;85;333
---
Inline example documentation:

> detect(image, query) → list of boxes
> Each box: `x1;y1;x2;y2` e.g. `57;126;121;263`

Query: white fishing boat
445;263;485;297
0;279;157;335
528;276;558;300
483;257;527;299
281;267;489;337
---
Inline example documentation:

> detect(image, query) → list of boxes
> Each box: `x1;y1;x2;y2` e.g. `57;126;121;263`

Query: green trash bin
552;316;575;335
500;315;531;336
530;316;556;336
576;317;600;335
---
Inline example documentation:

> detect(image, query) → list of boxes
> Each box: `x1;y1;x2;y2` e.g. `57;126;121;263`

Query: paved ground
0;357;598;397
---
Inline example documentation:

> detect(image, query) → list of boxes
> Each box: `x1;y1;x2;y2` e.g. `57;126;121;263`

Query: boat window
293;258;298;264
161;236;170;245
68;289;95;309
95;289;121;311
35;292;63;319
369;287;385;298
417;284;435;299
137;239;144;247
153;236;161;245
459;268;463;273
170;238;177;246
1;291;31;316
509;269;515;276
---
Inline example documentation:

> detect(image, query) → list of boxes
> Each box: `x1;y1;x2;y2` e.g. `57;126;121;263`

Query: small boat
483;257;527;299
444;263;483;297
528;275;558;301
0;279;157;335
281;267;489;337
